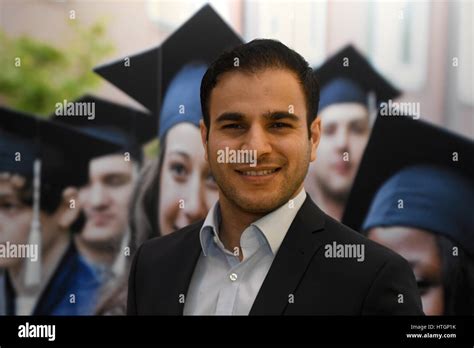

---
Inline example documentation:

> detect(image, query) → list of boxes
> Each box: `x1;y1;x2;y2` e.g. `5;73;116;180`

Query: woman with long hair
95;63;219;315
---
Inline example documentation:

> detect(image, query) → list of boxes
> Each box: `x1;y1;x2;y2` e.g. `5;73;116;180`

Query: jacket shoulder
138;219;204;259
323;214;410;267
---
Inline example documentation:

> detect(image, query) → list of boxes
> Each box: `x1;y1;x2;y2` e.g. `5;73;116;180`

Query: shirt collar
251;188;306;254
199;202;221;256
199;188;307;256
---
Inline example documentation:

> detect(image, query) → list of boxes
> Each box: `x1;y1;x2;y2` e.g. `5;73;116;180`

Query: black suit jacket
128;196;424;315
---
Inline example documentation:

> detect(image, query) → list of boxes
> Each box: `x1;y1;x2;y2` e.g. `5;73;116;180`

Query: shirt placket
214;249;241;315
213;226;263;315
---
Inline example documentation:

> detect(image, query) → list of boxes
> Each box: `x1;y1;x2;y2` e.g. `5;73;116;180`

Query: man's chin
324;182;351;202
80;227;122;245
231;192;288;214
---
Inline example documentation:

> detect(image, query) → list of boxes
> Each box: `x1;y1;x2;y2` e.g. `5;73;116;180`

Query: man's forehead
215;67;300;88
320;102;369;123
89;154;134;173
210;68;306;118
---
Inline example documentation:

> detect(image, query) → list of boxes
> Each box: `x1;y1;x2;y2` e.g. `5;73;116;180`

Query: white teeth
242;169;277;176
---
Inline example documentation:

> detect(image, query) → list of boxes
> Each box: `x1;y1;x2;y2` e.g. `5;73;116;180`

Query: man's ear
310;116;322;162
200;119;209;162
55;187;81;230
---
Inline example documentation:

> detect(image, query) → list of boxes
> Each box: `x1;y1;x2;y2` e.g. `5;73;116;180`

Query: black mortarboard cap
93;4;243;126
316;44;401;111
342;115;474;254
51;95;155;162
0;106;121;189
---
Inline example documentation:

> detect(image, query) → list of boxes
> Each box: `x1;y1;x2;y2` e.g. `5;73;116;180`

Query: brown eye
0;202;14;210
323;124;337;135
104;175;129;187
0;200;22;213
170;162;189;183
223;124;244;129
350;122;368;135
270;122;290;128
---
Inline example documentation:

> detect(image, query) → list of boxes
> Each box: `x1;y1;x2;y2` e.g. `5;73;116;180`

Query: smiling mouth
89;214;114;226
235;168;281;176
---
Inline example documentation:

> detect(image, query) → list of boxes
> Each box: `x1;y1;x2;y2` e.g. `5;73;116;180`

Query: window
244;0;327;66
457;0;473;105
146;0;235;34
368;0;430;91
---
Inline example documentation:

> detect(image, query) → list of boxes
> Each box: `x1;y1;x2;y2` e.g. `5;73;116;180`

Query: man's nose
334;128;350;151
242;124;272;157
88;184;110;208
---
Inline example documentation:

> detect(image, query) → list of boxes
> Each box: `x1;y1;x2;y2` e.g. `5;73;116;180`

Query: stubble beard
207;144;311;215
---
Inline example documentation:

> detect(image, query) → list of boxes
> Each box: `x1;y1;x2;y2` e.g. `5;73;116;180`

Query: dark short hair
200;39;320;138
7;177;63;215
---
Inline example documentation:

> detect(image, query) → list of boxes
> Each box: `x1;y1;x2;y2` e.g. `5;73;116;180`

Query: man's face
307;103;370;201
202;68;320;214
78;154;136;245
0;177;32;268
0;175;63;269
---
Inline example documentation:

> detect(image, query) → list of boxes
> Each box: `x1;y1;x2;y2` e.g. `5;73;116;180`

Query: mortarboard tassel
24;159;42;288
111;227;130;278
111;161;137;278
367;90;378;125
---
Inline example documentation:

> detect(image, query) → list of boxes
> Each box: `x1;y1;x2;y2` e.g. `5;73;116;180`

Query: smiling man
127;39;423;315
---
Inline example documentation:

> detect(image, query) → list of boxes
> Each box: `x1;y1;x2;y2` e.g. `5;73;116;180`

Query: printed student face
159;123;219;236
203;68;320;214
78;155;136;245
0;178;32;268
368;226;444;315
307;103;370;201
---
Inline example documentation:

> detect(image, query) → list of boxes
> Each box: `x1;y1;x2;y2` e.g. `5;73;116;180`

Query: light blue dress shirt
183;188;307;315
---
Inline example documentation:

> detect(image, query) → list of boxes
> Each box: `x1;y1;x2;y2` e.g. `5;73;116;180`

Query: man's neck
74;235;119;267
312;187;345;221
9;231;70;314
217;187;304;257
218;197;264;258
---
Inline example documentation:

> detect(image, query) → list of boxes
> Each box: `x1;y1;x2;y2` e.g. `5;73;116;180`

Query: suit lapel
33;241;77;315
249;196;327;315
163;223;203;315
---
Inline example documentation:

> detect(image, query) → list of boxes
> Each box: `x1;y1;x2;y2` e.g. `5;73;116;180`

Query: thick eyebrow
215;111;301;124
263;111;301;122
215;112;245;124
102;171;132;179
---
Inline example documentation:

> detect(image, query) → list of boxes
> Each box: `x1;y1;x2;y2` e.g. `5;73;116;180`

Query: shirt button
229;273;238;281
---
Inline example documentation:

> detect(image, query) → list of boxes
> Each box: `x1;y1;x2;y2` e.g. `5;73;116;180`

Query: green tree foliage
0;20;114;117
